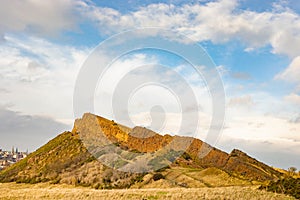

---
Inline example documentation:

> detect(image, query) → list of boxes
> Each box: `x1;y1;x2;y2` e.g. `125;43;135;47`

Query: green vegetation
0;131;92;183
260;178;300;199
0;131;143;189
153;173;164;181
148;149;183;170
112;159;128;169
181;152;192;160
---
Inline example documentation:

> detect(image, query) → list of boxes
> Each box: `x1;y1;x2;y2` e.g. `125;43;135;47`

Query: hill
0;113;283;189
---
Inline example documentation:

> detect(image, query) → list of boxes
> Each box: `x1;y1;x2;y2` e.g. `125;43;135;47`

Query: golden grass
0;183;295;200
273;167;300;179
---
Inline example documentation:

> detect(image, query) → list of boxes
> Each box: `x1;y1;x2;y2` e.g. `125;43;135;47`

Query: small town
0;147;28;170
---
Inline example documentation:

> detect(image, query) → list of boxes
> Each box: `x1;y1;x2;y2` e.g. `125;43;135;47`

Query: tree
288;167;297;176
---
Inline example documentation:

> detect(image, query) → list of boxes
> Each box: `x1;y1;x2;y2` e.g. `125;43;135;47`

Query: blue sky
0;0;300;169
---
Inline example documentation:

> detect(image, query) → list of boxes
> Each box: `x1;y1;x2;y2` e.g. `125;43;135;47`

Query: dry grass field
0;183;295;200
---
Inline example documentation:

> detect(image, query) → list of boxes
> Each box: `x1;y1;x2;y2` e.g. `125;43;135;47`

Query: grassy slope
131;167;253;189
0;131;93;183
0;131;146;189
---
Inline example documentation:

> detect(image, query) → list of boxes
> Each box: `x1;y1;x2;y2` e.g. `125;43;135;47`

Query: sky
0;0;300;170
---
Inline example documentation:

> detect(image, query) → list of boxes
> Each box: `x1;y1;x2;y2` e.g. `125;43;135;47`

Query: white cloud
91;52;214;141
230;72;251;80
284;93;300;105
289;114;300;123
216;65;229;76
216;133;300;169
227;95;254;108
215;108;300;169
0;35;89;123
0;0;83;37
1;0;300;58
276;56;300;84
82;0;300;58
1;0;299;58
222;115;300;141
216;86;300;169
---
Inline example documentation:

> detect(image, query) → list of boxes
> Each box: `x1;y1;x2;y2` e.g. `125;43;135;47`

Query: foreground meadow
0;183;295;200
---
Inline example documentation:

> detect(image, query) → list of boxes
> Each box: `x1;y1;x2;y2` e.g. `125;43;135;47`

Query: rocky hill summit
0;113;283;189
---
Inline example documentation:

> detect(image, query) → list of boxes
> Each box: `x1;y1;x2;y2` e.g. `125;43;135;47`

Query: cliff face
0;113;282;188
223;149;282;181
73;113;281;181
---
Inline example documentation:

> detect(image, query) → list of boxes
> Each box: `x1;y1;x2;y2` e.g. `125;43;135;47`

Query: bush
181;152;192;160
259;177;300;199
153;173;164;181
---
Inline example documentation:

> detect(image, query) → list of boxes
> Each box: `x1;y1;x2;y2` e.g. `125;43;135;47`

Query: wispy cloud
284;93;300;105
227;95;254;108
275;56;300;90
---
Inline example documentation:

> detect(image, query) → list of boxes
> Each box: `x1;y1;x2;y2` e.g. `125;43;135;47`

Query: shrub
153;173;164;181
259;177;300;199
182;152;192;160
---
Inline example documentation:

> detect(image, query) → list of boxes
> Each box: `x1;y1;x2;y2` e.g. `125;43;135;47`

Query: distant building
0;147;28;170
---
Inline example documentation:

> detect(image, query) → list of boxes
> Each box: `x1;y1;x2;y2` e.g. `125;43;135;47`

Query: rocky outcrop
0;113;282;187
73;113;282;181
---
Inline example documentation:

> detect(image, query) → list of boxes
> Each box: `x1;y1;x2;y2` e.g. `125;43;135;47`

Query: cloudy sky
0;0;300;169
